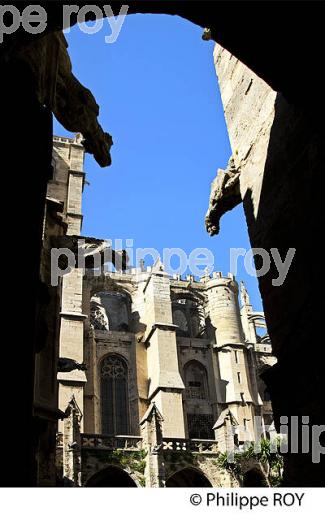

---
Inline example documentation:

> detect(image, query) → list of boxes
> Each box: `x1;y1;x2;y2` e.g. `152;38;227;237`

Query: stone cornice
60;311;88;321
144;322;178;344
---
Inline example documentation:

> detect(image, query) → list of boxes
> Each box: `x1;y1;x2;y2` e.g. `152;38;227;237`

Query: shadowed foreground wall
210;45;324;486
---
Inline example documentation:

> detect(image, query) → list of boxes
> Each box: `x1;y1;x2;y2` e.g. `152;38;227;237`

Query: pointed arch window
173;308;189;336
184;361;209;400
100;355;129;435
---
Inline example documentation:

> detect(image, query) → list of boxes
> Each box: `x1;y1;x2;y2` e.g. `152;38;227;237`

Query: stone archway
165;468;212;487
242;469;267;487
86;465;138;487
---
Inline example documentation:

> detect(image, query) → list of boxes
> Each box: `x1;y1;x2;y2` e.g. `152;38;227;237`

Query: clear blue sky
54;14;262;310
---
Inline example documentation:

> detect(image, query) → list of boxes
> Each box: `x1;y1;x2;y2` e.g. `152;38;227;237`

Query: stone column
140;404;165;487
206;273;244;346
143;264;185;438
62;396;82;486
239;282;257;344
206;273;255;442
58;268;87;430
58;137;86;430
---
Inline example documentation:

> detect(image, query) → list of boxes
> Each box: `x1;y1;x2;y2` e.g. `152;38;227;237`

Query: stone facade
34;134;85;485
47;135;276;487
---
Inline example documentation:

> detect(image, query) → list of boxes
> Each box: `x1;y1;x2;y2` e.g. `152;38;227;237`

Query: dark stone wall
251;95;324;486
0;59;53;485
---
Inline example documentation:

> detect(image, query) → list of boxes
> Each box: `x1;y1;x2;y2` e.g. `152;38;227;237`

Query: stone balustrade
162;438;218;453
80;434;142;451
76;434;218;454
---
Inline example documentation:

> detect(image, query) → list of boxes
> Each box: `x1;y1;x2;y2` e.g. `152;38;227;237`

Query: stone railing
81;434;142;451
162;438;218;453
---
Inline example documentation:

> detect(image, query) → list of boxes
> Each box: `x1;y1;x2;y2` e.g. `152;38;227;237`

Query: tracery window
100;355;129;435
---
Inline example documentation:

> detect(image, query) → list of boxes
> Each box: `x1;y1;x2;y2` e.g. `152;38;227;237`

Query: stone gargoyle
54;46;113;167
14;31;112;167
51;235;128;271
58;358;87;372
205;156;241;236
